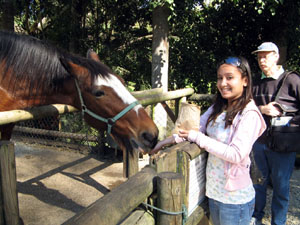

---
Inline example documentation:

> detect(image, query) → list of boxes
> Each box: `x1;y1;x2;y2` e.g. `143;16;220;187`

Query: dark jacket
252;71;300;143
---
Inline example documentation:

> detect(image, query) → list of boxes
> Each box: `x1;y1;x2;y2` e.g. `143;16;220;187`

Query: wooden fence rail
0;104;77;126
62;166;157;225
0;88;195;126
63;142;210;225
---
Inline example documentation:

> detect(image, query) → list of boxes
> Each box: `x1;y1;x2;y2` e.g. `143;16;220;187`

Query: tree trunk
152;5;170;90
268;2;298;65
151;5;170;139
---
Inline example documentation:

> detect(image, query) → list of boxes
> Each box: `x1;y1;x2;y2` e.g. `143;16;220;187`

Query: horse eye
93;90;104;97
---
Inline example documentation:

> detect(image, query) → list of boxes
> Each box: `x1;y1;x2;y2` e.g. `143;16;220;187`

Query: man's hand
259;102;283;117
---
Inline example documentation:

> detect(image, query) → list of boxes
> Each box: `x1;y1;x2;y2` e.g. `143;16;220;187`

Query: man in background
251;42;300;225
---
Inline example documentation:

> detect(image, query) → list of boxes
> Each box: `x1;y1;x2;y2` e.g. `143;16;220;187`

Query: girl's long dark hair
206;57;253;128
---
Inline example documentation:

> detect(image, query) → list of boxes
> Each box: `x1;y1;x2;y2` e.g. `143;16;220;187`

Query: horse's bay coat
0;31;158;153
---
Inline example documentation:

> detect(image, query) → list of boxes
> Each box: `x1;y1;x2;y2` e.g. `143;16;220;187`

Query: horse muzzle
130;131;158;154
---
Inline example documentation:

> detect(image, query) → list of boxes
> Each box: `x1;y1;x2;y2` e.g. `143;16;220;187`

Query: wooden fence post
0;173;4;225
0;141;20;225
123;147;139;178
175;99;180;119
157;172;183;225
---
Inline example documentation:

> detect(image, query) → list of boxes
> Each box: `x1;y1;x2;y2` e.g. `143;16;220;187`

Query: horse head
60;50;158;154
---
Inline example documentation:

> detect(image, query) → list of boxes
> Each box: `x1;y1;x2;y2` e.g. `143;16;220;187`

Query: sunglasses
224;57;241;67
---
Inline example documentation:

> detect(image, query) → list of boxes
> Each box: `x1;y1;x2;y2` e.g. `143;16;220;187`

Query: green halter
75;79;139;134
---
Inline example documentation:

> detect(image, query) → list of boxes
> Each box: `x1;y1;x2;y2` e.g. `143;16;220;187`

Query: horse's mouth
112;131;158;155
130;138;147;154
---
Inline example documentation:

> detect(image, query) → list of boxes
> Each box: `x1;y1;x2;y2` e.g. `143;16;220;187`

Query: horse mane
0;31;113;96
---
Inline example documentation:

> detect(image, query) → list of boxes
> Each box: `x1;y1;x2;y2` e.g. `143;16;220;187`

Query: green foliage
149;0;175;10
1;0;299;138
60;112;98;146
4;0;300;93
169;0;300;90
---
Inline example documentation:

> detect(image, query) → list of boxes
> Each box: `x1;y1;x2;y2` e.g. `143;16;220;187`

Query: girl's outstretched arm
149;136;176;155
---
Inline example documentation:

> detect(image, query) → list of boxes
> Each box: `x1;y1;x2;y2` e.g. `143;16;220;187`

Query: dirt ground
14;142;300;225
15;142;149;225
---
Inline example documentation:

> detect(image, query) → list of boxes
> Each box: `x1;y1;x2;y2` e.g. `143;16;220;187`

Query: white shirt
261;65;284;79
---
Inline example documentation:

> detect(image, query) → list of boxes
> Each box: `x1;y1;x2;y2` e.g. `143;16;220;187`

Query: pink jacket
187;100;266;191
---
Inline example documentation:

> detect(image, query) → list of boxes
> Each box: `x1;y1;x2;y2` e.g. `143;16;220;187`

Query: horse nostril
142;132;158;148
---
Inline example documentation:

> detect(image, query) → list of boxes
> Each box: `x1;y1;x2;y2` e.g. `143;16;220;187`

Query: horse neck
27;78;79;107
0;79;78;111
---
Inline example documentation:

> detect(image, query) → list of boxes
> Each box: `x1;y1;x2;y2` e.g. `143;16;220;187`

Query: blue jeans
208;198;255;225
252;141;296;225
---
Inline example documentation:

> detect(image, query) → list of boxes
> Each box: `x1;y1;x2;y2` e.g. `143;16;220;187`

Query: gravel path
261;167;300;225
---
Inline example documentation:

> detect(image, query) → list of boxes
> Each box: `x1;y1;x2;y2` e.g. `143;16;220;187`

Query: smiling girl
151;57;266;225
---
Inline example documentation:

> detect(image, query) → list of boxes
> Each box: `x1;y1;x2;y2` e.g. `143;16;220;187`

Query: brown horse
0;31;158;154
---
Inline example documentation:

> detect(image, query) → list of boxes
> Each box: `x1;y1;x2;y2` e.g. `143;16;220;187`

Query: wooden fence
63;141;210;225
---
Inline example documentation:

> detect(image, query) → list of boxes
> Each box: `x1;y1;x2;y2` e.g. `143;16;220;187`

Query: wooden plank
120;210;155;225
185;200;211;225
0;104;78;125
0;168;4;225
177;151;189;212
63;166;157;225
139;88;194;106
161;101;176;123
0;141;20;225
132;88;163;99
150;142;184;173
0;137;3;224
185;204;205;225
175;99;180;119
150;142;201;173
180;142;206;160
179;142;207;218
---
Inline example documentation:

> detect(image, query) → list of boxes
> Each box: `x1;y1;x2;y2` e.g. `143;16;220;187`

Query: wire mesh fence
12;112;101;153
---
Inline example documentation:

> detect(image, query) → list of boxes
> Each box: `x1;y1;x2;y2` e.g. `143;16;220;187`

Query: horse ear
60;58;72;73
60;58;90;83
87;49;101;62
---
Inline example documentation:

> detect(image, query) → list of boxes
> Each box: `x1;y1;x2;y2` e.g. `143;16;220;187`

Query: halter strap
74;79;139;134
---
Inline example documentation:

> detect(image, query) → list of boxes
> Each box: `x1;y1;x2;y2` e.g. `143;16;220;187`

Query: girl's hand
178;129;190;139
149;141;164;155
149;136;175;155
